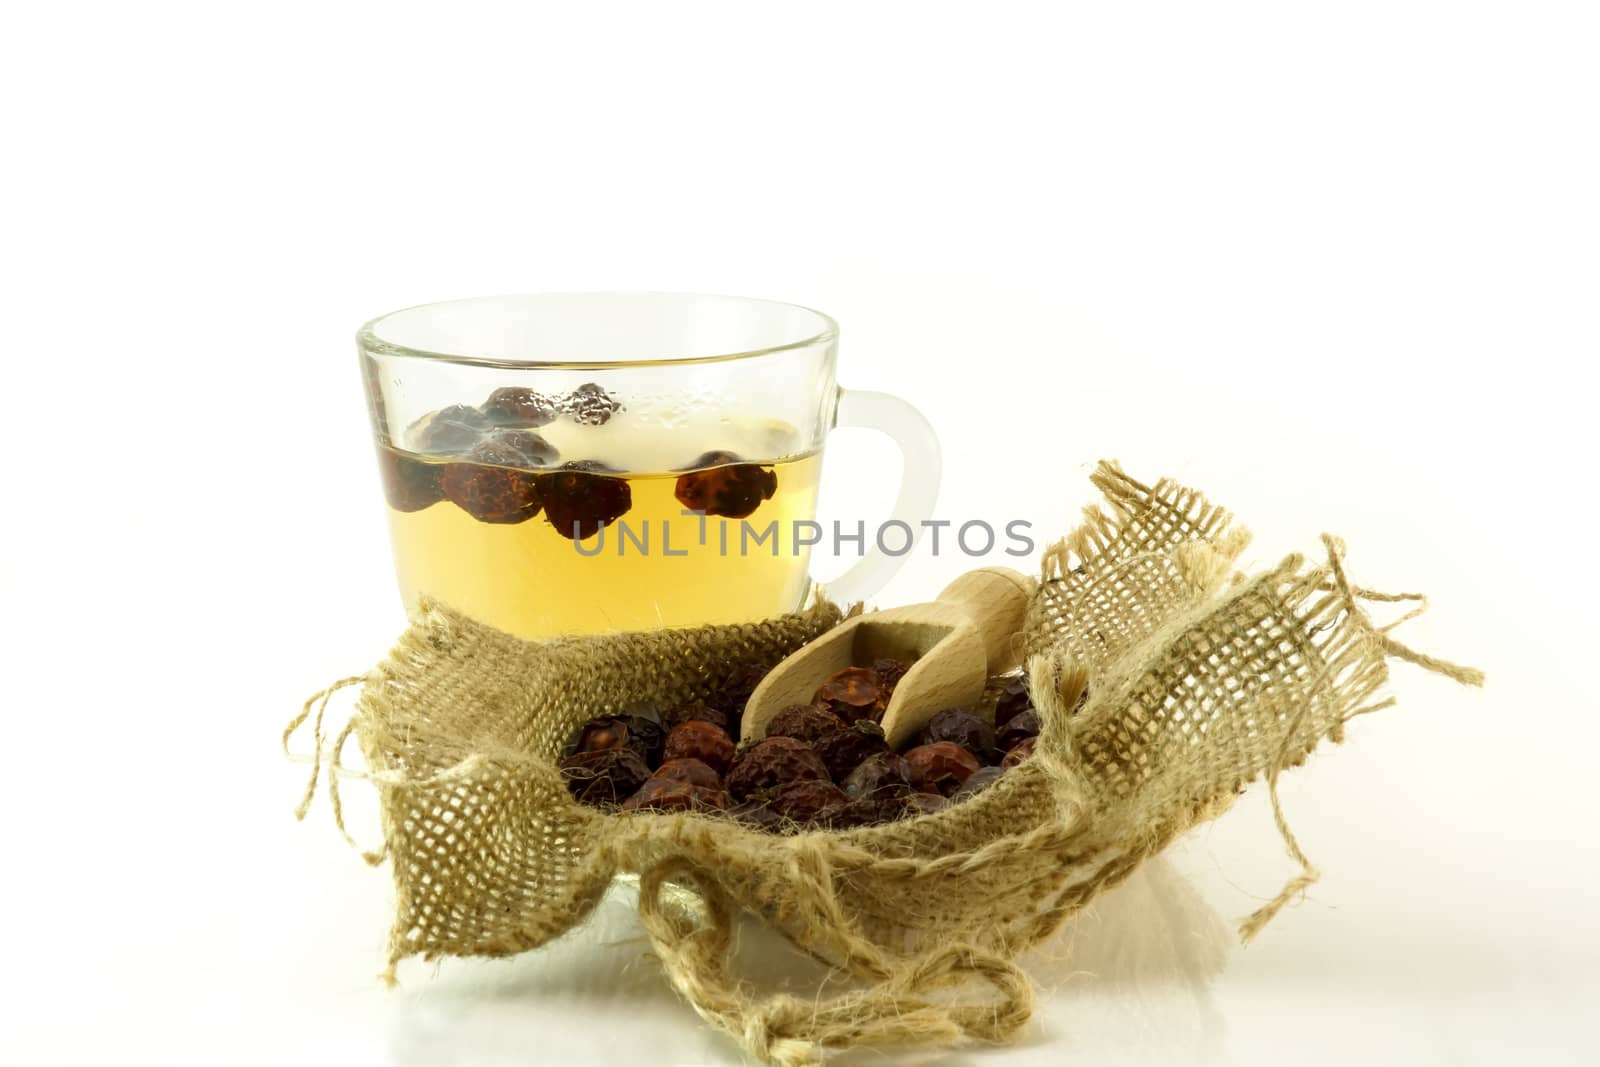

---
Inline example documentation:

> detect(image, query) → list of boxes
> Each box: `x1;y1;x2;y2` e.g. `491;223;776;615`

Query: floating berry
481;386;558;428
441;438;544;524
376;447;444;512
673;450;778;519
726;736;828;801
482;429;559;468
813;667;887;724
902;741;981;796
536;467;631;540
663;721;736;775
411;404;492;455
565;382;621;425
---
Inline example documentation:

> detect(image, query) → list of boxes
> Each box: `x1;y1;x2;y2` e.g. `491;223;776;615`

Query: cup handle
821;388;942;606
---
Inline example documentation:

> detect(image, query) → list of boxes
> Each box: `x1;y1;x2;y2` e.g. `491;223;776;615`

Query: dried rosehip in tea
481;386;558;429
726;736;828;801
996;710;1041;752
813;667;887;724
536;467;631;540
558;458;621;473
565;382;621;425
649;758;723;789
952;765;1005;802
993;675;1033;728
916;707;996;764
411;404;493;455
871;658;911;697
765;704;846;745
621;777;729;813
816;720;891;782
1000;736;1037;769
562;747;651;807
765;779;848;826
662;721;736;775
660;702;730;733
481;429;559;468
841;751;918;801
376;448;444;512
902;741;981;796
674;451;779;520
441;439;544;524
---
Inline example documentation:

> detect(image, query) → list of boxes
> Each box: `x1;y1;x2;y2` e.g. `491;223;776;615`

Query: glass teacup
359;293;940;639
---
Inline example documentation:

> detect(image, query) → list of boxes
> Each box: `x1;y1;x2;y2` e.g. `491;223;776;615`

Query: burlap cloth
288;461;1481;1065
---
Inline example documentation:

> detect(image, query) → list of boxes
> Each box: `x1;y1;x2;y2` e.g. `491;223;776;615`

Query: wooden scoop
741;567;1038;749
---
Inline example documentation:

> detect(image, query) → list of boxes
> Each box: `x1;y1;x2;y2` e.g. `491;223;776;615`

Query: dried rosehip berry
535;467;632;540
916;707;996;764
951;765;1005;802
765;704;845;745
662;721;736;775
829;792;909;829
841;751;918;801
481;386;558;428
994;676;1033;728
411;404;493;455
673;451;779;520
376;447;444;512
726;736;828;801
660;702;730;732
765;779;847;826
441;438;544;524
902;742;981;797
482;429;559;468
648;758;723;789
816;720;892;783
561;747;651;807
711;664;769;718
559;459;621;473
730;797;786;833
1000;736;1037;769
620;777;728;813
562;716;633;758
872;658;910;697
621;710;665;765
813;667;887;724
565;382;621;425
902;792;950;817
997;710;1041;752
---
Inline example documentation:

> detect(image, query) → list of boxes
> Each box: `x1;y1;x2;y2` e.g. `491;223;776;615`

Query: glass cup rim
357;291;840;371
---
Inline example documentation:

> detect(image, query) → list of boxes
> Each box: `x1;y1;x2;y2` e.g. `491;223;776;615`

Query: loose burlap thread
289;461;1482;1065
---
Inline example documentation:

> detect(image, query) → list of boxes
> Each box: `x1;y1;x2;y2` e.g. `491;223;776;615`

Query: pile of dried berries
560;659;1056;832
379;383;782;534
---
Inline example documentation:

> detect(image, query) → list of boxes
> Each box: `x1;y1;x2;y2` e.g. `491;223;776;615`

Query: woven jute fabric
289;461;1482;1066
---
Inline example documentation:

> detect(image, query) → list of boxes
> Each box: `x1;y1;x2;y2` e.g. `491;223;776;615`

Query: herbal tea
376;385;824;638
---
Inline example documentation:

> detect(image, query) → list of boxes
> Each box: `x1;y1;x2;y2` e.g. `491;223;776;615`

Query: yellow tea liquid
381;430;823;638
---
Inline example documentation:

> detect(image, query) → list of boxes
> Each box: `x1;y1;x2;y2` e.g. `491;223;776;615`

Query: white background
4;2;1596;1064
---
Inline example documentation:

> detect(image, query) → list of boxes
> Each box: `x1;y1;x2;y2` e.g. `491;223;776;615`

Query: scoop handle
933;566;1037;674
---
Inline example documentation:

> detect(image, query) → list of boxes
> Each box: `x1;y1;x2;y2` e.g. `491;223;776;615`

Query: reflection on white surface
379;857;1233;1067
